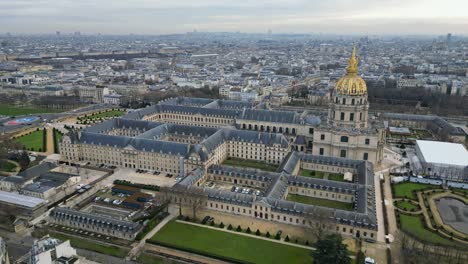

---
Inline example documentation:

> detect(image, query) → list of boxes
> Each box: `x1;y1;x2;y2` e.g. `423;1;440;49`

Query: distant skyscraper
56;31;61;36
446;33;452;43
74;31;81;36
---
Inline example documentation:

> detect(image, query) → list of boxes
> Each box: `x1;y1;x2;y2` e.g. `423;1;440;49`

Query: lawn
15;130;45;151
300;169;344;182
287;194;354;211
149;221;312;264
393;182;440;199
136;253;167;264
223;157;278;172
0;104;63;116
300;169;324;179
39;230;129;258
328;173;345;182
399;214;457;247
394;200;419;211
0;160;17;172
81;110;125;120
451;188;468;196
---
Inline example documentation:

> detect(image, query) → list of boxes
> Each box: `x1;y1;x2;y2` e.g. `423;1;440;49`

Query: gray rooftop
0;190;46;208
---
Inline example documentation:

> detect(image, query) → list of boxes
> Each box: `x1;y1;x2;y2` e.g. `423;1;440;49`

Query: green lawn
81;110;125;121
394;200;419;211
15;130;45;151
300;170;344;182
399;214;457;247
136;253;167;264
328;173;345;182
223;158;278;172
287;194;354;211
0;160;17;172
149;221;312;264
393;182;440;199
300;169;324;179
451;188;468;196
0;104;63;116
43;231;129;258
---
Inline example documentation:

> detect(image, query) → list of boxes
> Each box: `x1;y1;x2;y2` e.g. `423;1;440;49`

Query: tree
17;151;30;170
303;207;336;242
312;234;351;264
171;186;207;219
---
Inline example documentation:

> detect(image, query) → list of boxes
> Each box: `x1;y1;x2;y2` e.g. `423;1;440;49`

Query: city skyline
1;0;467;35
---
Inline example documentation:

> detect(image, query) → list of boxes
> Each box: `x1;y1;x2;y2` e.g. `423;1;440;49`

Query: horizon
1;0;467;35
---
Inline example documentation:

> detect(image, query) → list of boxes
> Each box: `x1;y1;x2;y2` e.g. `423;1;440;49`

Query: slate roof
240;109;302;124
50;207;141;231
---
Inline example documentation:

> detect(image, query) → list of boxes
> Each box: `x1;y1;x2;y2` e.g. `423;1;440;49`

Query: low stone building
49;207;142;240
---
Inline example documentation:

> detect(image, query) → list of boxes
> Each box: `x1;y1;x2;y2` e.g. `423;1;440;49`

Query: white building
30;237;79;264
415;140;468;182
103;94;123;105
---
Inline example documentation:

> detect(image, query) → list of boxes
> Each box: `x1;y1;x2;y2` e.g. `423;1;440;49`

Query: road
382;168;403;264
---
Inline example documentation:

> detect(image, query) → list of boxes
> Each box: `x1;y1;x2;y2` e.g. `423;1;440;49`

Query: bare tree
171;186;207;219
303;207;336;242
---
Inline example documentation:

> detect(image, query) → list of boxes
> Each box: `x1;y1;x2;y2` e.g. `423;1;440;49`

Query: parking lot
203;180;265;196
111;168;177;187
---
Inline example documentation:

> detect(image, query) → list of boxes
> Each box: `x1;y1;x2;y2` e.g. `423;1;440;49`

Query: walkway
382;168;403;264
126;213;176;260
45;127;54;155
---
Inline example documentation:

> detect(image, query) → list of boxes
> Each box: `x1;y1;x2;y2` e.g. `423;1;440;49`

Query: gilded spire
346;45;358;74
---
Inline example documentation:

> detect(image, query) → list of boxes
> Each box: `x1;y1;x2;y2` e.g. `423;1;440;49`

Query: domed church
312;47;385;164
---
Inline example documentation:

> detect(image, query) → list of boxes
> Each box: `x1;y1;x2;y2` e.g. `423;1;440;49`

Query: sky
1;0;467;35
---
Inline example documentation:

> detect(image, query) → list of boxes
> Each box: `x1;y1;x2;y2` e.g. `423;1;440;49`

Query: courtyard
287;194;354;211
222;157;278;172
300;169;345;182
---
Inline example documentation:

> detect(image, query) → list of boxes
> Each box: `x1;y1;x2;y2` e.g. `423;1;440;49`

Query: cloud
0;0;466;34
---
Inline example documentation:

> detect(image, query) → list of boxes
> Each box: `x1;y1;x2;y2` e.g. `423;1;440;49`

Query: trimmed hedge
113;179;160;191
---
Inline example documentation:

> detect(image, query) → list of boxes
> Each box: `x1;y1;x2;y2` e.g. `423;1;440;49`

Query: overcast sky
1;0;467;35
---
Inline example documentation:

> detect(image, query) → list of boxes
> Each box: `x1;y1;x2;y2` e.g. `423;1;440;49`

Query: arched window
351;99;355;105
340;136;349;143
342;98;346;105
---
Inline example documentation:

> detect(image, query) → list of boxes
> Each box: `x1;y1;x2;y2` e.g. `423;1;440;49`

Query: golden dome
335;46;367;96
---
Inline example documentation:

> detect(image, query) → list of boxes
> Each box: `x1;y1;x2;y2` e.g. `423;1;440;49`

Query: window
340;136;349;143
365;138;370;145
340;112;345;120
319;148;324;155
340;149;347;158
335;97;339;103
360;112;363;120
351;99;355;105
309;128;314;134
363;153;368;160
342;98;346;104
350;113;354;121
320;134;325;140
